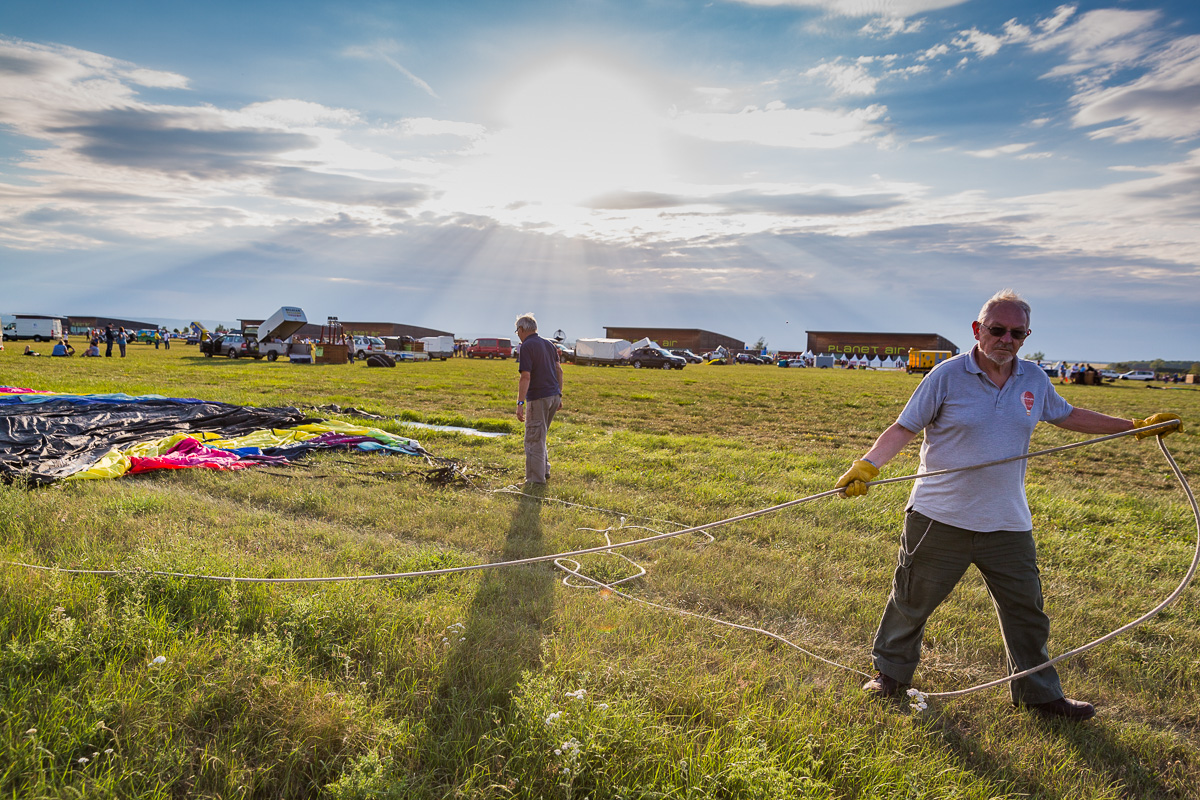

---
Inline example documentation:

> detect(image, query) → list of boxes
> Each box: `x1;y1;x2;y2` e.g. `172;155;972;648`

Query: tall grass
2;344;1198;798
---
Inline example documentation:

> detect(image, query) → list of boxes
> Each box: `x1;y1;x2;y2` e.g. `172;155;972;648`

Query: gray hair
514;313;538;333
977;289;1031;327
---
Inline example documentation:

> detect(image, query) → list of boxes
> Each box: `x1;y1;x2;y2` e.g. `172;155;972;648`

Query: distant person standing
104;324;115;357
162;329;170;350
117;327;128;357
514;312;563;485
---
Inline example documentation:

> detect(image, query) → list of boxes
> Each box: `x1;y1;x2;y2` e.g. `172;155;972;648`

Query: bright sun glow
443;56;673;224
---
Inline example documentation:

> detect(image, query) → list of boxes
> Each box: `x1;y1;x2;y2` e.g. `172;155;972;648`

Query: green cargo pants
871;510;1064;704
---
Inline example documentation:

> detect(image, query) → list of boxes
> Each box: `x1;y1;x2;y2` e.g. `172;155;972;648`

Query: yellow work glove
835;459;880;498
1132;413;1183;440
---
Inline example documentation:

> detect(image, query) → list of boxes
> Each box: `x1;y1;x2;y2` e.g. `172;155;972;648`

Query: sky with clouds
2;0;1199;361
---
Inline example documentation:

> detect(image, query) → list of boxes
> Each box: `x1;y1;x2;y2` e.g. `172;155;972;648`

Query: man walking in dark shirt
514;313;563;485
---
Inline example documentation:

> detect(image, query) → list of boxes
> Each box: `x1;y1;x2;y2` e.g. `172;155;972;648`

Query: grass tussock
2;347;1199;798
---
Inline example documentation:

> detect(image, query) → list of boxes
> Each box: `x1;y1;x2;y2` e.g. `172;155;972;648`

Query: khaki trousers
524;395;560;484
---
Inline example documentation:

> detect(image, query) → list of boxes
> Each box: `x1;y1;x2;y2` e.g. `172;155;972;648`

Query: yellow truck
907;349;952;375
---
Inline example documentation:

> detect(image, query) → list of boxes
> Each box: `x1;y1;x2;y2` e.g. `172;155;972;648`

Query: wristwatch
517;400;525;406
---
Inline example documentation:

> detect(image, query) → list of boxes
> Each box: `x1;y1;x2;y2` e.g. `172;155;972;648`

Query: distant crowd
11;323;176;358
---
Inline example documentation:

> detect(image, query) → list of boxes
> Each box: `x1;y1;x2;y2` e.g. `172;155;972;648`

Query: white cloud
1034;8;1160;78
234;99;362;129
860;17;924;38
1070;35;1200;142
396;118;488;138
918;43;950;61
805;61;878;96
952;28;1007;58
964;142;1035;158
672;102;888;149
1038;5;1076;35
728;0;970;19
123;68;190;90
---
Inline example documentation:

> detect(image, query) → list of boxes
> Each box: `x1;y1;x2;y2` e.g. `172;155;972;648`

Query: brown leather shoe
862;672;904;699
1019;696;1096;721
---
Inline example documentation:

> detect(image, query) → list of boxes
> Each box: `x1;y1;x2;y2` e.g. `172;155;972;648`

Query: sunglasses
982;324;1029;340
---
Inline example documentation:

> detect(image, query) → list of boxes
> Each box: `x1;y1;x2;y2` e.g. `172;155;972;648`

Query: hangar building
603;327;745;353
805;331;959;359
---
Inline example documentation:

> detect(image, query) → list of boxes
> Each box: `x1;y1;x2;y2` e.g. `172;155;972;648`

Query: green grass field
2;342;1199;799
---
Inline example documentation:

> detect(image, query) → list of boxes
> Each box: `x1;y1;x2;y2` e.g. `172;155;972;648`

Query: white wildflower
104;749;113;755
597;703;609;710
149;655;166;666
25;728;36;736
545;711;562;724
77;757;89;765
554;749;562;756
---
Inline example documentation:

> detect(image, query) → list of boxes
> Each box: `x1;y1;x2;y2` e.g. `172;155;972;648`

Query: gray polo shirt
896;347;1073;532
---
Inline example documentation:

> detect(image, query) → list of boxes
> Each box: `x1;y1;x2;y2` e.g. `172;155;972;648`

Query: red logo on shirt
1022;391;1034;416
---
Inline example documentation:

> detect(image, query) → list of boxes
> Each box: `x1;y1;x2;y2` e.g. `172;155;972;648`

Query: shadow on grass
933;705;1179;798
419;484;557;776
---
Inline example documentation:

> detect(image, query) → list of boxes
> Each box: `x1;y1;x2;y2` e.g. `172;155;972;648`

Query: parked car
628;346;686;370
466;337;513;359
553;342;574;362
1100;369;1121;380
736;352;770;365
201;333;249;358
670;349;703;364
777;358;807;368
352;335;385;360
1119;370;1157;381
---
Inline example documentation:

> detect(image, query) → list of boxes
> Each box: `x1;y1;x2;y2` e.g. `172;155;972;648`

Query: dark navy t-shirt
518;334;561;401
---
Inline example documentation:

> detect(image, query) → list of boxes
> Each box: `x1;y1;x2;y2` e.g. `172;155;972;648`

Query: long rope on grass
552;431;1199;698
3;422;1195;700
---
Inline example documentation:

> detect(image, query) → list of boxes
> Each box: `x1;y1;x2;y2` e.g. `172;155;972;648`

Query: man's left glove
835;459;880;498
1132;413;1183;440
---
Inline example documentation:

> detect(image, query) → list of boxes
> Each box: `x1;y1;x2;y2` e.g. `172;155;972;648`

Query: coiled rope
3;421;1194;699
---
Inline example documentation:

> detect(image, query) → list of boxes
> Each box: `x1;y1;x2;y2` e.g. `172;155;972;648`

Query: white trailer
419;335;455;360
573;337;632;366
246;307;307;361
10;316;64;342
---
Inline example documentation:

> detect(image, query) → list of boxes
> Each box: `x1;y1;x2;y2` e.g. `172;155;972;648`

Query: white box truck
245;307;307;361
11;316;64;342
419;335;455;360
573;337;632;367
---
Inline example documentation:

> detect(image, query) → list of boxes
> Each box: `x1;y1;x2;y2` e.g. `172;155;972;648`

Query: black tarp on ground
0;399;310;485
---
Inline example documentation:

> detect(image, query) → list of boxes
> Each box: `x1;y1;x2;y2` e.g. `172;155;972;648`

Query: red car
466;337;513;359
